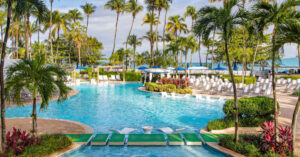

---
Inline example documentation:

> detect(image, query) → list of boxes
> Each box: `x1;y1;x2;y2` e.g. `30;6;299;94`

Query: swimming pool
6;83;227;157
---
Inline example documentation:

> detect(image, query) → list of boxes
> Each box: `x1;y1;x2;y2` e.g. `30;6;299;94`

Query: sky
37;0;299;62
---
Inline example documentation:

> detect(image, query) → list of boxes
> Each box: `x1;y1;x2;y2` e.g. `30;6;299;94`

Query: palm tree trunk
24;14;29;58
0;26;2;42
206;46;210;66
292;96;300;155
55;27;60;63
69;40;71;64
78;46;81;66
50;1;53;63
133;46;136;70
198;37;202;66
16;21;19;59
1;3;12;150
271;27;279;145
251;40;260;76
211;29;216;69
112;12;120;55
150;7;154;67
162;9;168;52
86;15;89;33
185;52;188;80
126;15;135;49
155;10;161;52
32;88;38;136
224;36;239;143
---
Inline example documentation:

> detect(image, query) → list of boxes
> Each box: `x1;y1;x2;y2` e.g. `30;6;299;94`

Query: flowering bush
158;78;189;89
6;128;41;155
260;121;292;156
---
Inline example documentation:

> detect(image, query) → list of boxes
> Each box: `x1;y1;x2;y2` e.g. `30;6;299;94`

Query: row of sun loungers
98;75;122;81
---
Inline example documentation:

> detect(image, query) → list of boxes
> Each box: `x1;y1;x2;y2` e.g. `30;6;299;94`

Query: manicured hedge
223;96;274;118
221;75;256;85
207;96;274;131
279;75;300;80
11;134;72;157
219;135;261;157
145;83;192;94
120;72;142;81
292;91;300;96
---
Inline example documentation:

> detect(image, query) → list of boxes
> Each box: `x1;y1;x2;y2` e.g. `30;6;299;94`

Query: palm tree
218;0;239;142
104;0;126;55
51;11;68;63
68;9;83;23
188;35;198;70
166;40;180;77
183;6;197;31
125;0;143;49
5;55;71;136
81;3;96;33
254;0;299;144
144;0;157;67
154;0;165;51
197;6;221;69
276;21;300;155
0;0;46;149
70;22;86;66
162;0;172;51
127;34;142;70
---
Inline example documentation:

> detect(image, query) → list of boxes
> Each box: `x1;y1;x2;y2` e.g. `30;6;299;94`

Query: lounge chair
99;75;104;81
116;75;121;81
158;127;185;134
110;75;116;81
103;75;109;81
109;128;137;134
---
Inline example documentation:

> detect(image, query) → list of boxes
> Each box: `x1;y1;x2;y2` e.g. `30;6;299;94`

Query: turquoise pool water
6;83;227;157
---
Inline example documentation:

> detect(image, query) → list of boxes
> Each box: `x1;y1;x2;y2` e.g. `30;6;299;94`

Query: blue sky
38;0;298;61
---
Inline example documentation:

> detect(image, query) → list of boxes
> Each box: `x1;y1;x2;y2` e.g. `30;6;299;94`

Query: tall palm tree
70;22;86;66
0;0;46;149
197;6;221;69
127;34;142;69
145;0;157;67
68;9;83;23
154;0;165;51
51;11;68;63
183;6;197;31
162;0;172;51
166;40;180;77
5;55;71;136
81;3;96;33
104;0;126;55
276;21;300;155
167;15;187;66
254;0;299;144
125;0;143;49
218;0;239;142
49;0;54;63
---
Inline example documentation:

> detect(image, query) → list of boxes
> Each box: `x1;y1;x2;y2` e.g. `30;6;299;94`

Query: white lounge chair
116;75;121;81
158;127;185;134
99;75;104;81
103;75;109;81
110;75;116;81
109;128;137;134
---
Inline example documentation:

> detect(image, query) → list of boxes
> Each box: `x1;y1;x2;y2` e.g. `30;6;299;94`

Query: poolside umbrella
213;64;226;70
152;66;161;69
175;67;185;71
138;66;148;70
76;66;85;70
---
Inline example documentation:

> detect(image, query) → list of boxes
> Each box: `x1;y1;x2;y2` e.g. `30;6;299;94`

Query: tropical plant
166;15;188;38
67;9;83;23
127;34;142;69
125;0;143;49
154;0;165;51
162;0;172;51
183;6;197;31
166;40;180;77
5;55;71;136
104;0;126;55
70;22;86;66
0;10;6;42
0;0;47;150
81;3;96;33
254;0;299;146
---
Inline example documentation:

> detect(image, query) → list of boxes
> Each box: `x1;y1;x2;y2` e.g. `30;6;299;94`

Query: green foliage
219;135;261;157
145;83;192;94
221;75;256;85
207;96;274;131
280;75;300;80
223;96;274;118
16;134;72;157
120;72;142;81
292;92;300;96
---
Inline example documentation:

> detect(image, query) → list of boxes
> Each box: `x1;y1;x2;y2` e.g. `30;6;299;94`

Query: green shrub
144;83;191;94
279;75;300;80
223;96;274;118
221;75;256;85
207;118;235;131
17;134;72;157
219;135;261;157
121;72;142;81
292;91;300;96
